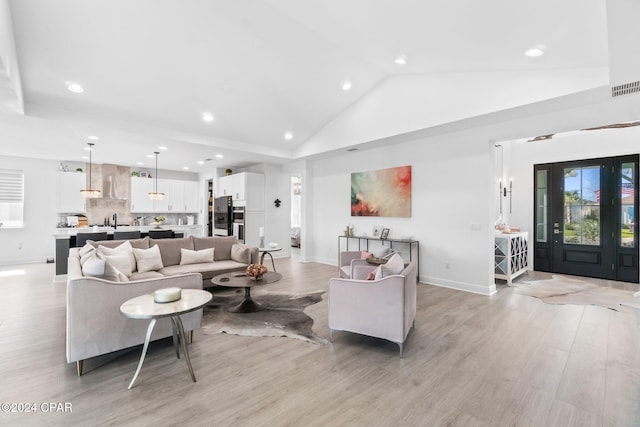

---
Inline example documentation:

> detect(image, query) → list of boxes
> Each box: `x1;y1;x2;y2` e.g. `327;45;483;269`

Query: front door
534;155;639;282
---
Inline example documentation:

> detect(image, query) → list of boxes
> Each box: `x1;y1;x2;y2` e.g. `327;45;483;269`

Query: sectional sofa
66;235;259;375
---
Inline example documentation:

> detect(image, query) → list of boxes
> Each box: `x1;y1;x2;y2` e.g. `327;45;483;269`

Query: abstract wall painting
351;165;411;217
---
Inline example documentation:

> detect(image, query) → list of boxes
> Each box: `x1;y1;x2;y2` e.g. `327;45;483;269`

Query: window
0;169;24;228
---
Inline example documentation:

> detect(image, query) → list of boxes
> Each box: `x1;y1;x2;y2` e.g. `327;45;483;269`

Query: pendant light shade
148;151;164;200
80;142;101;198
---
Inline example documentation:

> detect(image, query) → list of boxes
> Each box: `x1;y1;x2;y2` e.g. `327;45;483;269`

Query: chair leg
329;329;334;342
398;342;404;359
189;330;194;343
76;360;84;376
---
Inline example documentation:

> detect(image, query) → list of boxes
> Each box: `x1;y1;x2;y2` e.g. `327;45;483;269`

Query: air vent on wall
612;81;640;97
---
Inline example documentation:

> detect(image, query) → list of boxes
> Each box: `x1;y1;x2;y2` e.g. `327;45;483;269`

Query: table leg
170;317;180;359
261;251;276;272
128;318;157;390
174;315;196;382
227;287;264;313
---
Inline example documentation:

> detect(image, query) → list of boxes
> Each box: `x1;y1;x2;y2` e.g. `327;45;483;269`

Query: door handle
554;229;563;234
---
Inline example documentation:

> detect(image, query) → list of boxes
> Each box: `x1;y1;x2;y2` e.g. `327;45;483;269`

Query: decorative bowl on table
246;264;268;280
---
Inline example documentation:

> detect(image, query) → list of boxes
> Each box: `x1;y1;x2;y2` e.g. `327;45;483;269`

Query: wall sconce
274;198;281;208
293;181;301;195
498;178;513;214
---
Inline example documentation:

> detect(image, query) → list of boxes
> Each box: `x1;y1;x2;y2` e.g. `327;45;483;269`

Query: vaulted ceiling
0;0;627;172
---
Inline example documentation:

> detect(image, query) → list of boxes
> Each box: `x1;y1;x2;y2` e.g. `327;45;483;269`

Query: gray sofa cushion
192;236;236;261
150;237;194;267
231;243;251;264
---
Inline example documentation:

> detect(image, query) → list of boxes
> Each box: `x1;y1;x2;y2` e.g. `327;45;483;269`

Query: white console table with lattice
494;232;528;285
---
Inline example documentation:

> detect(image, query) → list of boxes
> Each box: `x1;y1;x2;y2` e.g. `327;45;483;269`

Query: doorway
534;155;639;282
290;175;302;256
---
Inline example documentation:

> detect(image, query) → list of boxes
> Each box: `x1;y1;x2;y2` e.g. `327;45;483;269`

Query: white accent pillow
98;241;137;272
82;253;105;277
133;245;164;273
180;248;214;265
81;253;128;282
375;253;405;279
102;252;133;277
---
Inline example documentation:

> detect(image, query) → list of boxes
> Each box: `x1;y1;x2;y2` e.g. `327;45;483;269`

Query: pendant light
80;142;101;198
148;151;164;200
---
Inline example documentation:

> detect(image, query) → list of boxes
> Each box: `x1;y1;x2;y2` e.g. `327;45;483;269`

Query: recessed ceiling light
87;135;99;140
197;160;205;165
147;154;155;159
525;46;545;57
394;55;407;65
284;132;293;140
81;156;89;160
84;146;92;151
342;80;352;91
66;82;84;93
183;166;190;170
202;112;214;122
215;154;224;159
136;162;144;166
158;146;168;150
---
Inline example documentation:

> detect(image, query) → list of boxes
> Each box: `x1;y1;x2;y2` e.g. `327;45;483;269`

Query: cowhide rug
201;289;328;345
515;275;640;312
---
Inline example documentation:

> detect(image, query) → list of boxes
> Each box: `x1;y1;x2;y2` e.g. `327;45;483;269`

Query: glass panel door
620;162;635;248
563;166;601;245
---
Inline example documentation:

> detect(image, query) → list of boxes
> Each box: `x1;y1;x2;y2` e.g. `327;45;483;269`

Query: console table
338;235;420;276
494;232;528;285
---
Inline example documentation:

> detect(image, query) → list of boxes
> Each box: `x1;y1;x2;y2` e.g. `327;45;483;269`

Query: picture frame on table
380;228;390;240
372;225;382;237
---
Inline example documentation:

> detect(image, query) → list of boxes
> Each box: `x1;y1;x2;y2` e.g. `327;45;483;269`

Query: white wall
0;155;58;265
504;125;640;268
310;132;497;295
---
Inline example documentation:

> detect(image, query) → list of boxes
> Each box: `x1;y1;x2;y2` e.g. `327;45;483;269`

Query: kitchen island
53;225;205;281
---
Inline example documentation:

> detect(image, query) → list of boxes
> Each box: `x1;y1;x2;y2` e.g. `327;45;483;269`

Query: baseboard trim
420;275;497;296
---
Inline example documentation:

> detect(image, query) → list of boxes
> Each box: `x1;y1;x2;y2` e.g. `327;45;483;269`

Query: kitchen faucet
112;213;117;228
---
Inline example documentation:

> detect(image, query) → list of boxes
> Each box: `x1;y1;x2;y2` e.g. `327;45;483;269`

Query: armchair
328;261;417;357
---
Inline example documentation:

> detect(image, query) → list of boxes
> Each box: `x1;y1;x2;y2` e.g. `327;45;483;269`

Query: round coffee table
211;271;282;313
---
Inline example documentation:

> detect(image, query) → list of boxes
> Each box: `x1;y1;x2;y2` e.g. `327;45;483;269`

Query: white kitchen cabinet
159;180;199;212
130;177;155;212
152;179;170;212
183;181;199;212
133;178;199;213
56;172;86;213
218;175;233;198
218;172;264;209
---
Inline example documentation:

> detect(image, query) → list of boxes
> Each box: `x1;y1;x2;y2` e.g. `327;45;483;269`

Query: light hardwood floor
0;259;639;426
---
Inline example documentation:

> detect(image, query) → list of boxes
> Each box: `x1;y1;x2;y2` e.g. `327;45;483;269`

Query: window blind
0;169;24;203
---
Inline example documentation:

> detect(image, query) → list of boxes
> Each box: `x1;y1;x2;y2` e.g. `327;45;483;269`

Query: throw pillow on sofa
374;253;404;280
133;245;164;273
81;252;129;282
100;252;133;277
231;243;251;264
82;253;105;277
98;241;137;272
180;248;214;265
